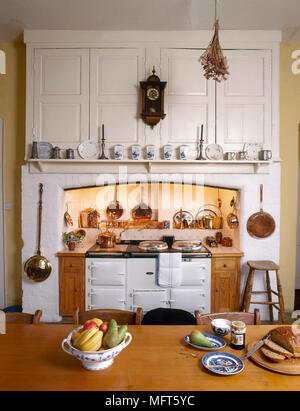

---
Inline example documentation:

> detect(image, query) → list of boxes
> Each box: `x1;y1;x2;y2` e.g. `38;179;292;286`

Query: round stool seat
247;260;279;271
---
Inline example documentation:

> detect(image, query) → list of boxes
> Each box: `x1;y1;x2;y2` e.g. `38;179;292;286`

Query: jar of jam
230;321;246;350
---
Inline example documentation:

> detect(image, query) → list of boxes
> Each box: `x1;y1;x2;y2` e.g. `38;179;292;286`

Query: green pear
102;319;119;349
189;330;214;348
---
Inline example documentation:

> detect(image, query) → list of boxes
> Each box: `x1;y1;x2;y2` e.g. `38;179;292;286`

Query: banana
73;327;99;349
79;330;103;352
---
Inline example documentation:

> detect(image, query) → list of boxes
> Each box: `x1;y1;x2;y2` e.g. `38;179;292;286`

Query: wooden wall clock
140;67;167;128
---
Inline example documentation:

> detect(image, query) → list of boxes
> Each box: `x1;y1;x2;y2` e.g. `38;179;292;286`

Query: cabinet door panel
132;289;168;312
90;260;126;286
216;50;272;151
214;271;238;313
170;288;210;313
89;288;125;310
33;49;89;148
90;48;145;149
60;257;85;316
160;49;215;152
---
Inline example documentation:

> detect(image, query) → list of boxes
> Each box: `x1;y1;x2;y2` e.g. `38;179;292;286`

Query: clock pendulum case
140;67;167;128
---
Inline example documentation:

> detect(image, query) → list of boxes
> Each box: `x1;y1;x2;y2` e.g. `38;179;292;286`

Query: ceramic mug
146;145;156;160
131;145;141;160
180;145;189;160
164;145;173;160
114;145;124;160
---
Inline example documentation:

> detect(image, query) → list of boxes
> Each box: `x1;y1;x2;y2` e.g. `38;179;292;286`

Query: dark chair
142;308;197;325
73;307;143;325
5;310;43;324
195;309;261;325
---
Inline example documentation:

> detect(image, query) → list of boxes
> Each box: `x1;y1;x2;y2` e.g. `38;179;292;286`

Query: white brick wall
21;163;281;322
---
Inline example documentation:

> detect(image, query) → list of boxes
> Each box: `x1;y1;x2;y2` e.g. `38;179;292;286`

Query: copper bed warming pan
24;184;52;282
247;184;275;239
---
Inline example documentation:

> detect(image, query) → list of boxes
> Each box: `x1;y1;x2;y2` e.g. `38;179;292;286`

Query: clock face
147;87;160;101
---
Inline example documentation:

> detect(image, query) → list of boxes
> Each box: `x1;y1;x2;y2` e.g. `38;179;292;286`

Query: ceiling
0;0;300;42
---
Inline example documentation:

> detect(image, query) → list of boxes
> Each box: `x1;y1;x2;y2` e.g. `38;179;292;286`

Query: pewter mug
236;151;246;160
259;150;272;161
224;152;235;161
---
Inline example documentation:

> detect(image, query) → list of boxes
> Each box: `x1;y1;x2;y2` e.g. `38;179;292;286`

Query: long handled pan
247;184;275;239
106;184;124;220
132;185;152;220
24;184;52;282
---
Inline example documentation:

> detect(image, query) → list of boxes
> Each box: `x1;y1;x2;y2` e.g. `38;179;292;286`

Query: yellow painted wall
0;41;26;307
0;40;299;313
280;44;300;312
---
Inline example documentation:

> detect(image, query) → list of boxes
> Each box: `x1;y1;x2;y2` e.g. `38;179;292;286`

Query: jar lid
232;321;246;331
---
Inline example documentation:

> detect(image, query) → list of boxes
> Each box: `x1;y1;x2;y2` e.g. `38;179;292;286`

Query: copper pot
97;230;116;248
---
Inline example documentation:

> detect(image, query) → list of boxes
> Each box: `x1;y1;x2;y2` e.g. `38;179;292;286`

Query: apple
99;321;109;335
83;320;98;331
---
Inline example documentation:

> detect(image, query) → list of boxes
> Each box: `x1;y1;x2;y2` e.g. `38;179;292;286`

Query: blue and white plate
202;352;244;376
184;333;226;351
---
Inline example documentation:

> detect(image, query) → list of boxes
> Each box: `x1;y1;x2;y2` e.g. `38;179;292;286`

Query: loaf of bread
264;339;293;358
261;347;285;363
270;326;300;354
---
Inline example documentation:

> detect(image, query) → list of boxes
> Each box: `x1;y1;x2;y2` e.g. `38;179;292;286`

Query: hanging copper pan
24;184;52;282
106;184;124;220
247;184;275;239
132;185;152;220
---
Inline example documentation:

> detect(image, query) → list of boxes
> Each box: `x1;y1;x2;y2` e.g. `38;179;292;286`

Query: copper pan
106;184;124;220
132;185;152;220
24;184;52;282
247;184;275;239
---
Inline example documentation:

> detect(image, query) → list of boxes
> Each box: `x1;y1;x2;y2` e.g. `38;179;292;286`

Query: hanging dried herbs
200;20;229;82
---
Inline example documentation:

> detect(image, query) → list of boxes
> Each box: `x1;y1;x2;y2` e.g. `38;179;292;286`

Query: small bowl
61;327;132;371
211;319;231;337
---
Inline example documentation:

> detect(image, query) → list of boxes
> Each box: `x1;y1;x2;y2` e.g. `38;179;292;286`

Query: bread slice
264;339;293;358
261;347;286;363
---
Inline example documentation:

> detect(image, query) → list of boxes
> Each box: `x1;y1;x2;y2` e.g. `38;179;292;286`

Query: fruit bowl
61;326;132;371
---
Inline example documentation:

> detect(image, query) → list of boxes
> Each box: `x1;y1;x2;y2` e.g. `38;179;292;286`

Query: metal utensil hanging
106;184;124;220
247;184;275;238
24;184;52;282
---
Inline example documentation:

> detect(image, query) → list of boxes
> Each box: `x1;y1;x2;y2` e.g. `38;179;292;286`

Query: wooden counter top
57;243;244;258
0;324;298;391
209;246;244;257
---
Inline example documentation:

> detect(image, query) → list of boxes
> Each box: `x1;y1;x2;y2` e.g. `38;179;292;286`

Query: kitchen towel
157;253;182;288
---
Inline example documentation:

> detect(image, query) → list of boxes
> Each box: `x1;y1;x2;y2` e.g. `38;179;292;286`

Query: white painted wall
0;118;5;309
295;163;300;290
22;164;281;322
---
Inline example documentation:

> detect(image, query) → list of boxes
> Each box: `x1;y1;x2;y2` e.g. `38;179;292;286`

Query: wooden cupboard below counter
211;252;244;313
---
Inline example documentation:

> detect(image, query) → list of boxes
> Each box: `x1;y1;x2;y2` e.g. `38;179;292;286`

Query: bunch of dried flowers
200;20;229;82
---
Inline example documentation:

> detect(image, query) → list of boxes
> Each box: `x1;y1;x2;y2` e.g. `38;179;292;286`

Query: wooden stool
241;260;285;323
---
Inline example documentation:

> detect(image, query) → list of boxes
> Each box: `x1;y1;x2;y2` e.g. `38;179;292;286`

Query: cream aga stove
85;240;212;315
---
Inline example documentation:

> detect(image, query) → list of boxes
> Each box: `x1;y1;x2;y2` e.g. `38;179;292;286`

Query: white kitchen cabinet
26;32;279;162
160;48;215;152
33;49;90;149
90;48;145;148
216;50;272;151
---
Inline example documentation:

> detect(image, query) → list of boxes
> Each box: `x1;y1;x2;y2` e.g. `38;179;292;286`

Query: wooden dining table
0;324;299;391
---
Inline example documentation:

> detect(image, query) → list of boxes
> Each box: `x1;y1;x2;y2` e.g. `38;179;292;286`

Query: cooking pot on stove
97;228;124;248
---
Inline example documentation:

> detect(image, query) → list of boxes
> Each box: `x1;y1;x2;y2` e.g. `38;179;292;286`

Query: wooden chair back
5;310;42;324
195;309;261;325
73;307;143;325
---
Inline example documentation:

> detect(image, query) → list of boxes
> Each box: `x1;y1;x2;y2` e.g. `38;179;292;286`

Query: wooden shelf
27;158;277;174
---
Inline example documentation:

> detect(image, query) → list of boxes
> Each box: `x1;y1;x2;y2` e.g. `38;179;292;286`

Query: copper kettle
97;227;124;248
